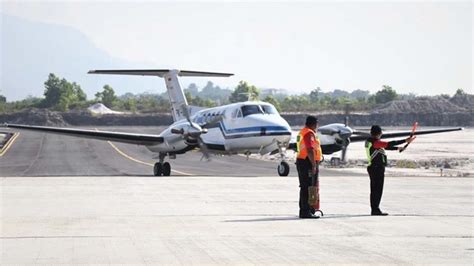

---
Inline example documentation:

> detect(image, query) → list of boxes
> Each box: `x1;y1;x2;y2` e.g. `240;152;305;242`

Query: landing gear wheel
162;162;171;176
278;161;290;176
154;162;163;176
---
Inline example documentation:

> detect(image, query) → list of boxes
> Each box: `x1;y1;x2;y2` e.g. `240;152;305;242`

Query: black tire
278;161;290;176
154;162;162;176
162;162;171;176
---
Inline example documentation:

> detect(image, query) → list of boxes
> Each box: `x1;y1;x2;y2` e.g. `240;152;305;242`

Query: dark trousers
296;158;314;214
367;166;385;211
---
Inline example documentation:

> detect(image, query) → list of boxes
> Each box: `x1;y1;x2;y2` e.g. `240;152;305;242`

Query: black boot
371;208;389;216
299;210;320;219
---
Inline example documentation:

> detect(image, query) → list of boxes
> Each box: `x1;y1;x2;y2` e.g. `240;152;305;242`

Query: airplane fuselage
147;101;293;155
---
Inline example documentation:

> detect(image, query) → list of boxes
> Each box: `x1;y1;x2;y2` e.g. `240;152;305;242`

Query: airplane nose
250;116;292;136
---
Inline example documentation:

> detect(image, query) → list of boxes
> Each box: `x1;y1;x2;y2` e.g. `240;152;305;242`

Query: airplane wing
2;124;164;146
349;127;463;142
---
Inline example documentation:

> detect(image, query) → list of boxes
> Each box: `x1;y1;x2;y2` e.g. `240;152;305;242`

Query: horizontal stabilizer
88;69;234;78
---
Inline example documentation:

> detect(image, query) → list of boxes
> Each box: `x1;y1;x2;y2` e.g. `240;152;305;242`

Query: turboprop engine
171;122;208;146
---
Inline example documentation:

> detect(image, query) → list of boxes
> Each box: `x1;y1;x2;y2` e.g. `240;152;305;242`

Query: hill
1;14;161;101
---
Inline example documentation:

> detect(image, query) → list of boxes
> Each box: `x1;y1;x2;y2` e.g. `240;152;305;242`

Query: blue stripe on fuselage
207;122;291;139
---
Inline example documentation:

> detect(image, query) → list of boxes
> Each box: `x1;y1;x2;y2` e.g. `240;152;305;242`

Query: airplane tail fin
88;69;233;122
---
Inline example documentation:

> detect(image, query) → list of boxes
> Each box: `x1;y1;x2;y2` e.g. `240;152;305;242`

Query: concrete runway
1;127;473;264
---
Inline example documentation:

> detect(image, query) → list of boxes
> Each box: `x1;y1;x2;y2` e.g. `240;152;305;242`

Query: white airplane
2;69;463;176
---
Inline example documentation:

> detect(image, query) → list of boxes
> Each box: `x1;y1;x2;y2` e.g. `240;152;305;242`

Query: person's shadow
223;214;373;223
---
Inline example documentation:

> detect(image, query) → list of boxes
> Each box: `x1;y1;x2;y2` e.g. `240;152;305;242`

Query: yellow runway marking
106;141;192;176
0;132;20;157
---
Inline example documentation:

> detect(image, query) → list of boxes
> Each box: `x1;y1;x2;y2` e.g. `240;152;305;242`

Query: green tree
57;78;76;111
281;95;310;112
454;88;466;97
0;95;5;113
43;73;62;108
122;98;137;113
73;82;87;102
43;73;88;111
229;81;260;103
374;85;398;104
185;91;216;107
95;85;117;108
187;83;199;96
309;88;321;101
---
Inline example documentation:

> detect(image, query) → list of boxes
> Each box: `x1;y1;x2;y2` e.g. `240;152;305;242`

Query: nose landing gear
278;161;290;176
277;141;290;176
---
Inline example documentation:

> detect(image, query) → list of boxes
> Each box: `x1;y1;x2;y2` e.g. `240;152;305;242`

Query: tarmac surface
1;127;473;264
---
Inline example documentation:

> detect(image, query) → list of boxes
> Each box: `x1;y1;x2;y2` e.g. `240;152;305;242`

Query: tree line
0;73;469;114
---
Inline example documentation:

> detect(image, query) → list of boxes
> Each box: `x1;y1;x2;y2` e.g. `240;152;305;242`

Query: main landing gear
277;142;290;176
154;153;171;176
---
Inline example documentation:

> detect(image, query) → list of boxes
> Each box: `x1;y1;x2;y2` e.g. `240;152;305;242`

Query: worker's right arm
374;137;414;150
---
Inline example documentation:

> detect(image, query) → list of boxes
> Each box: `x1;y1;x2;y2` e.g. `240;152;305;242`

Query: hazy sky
2;0;472;95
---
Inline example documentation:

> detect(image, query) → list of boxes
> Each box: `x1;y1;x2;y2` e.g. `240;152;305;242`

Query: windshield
261;105;278;115
241;105;263;117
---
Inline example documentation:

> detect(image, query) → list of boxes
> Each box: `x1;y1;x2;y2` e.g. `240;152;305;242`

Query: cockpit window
261;105;278;115
241;105;264;117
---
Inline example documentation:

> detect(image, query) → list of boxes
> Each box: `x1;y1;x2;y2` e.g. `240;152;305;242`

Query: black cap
370;125;382;136
305;116;319;127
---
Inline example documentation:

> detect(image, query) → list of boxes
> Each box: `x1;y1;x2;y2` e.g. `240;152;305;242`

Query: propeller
171;105;223;161
338;117;370;162
340;116;350;163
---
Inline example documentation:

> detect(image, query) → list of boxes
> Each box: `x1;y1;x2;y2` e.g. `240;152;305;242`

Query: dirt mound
373;98;468;114
87;103;124;115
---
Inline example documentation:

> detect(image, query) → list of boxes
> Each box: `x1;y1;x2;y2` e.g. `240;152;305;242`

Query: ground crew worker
365;125;415;215
296;116;322;219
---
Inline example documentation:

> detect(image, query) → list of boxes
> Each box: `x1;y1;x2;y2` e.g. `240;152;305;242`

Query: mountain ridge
1;14;162;101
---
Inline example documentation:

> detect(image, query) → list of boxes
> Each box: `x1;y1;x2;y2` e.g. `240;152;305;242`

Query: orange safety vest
296;127;322;161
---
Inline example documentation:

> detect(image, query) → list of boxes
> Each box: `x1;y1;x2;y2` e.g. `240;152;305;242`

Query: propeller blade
352;130;371;137
197;137;211;161
341;145;348;162
318;128;339;135
180;104;193;125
